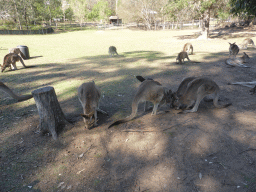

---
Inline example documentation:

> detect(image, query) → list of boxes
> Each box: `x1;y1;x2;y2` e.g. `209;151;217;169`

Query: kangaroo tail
213;94;232;109
0;82;33;101
108;99;139;129
108;115;135;129
17;95;33;102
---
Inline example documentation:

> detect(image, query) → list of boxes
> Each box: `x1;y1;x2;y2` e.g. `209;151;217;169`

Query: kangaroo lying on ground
108;46;118;56
172;77;232;113
9;48;26;59
225;52;250;68
1;53;27;72
108;76;172;128
0;82;33;102
183;43;193;55
78;81;107;129
228;81;256;94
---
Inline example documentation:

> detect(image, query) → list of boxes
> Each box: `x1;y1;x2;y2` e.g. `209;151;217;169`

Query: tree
119;0;167;30
88;0;112;22
69;0;88;26
230;0;256;20
64;7;74;22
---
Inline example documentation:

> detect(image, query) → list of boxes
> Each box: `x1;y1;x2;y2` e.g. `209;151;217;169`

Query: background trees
0;0;255;31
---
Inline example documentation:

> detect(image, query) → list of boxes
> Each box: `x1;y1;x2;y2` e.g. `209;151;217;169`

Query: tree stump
32;86;69;140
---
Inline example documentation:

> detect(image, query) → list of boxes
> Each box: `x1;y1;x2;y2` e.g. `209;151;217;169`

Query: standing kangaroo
108;78;172;128
1;53;27;72
183;43;193;55
0;82;33;102
229;42;239;58
172;77;231;113
78;81;107;129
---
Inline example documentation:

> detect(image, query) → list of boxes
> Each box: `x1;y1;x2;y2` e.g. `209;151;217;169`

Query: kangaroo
229;42;239;58
1;53;27;72
229;81;256;88
176;51;191;64
172;77;232;113
239;38;256;49
108;79;172;128
108;46;118;56
228;80;256;94
225;52;250;68
183;43;193;55
0;82;33;102
78;81;107;129
9;48;26;59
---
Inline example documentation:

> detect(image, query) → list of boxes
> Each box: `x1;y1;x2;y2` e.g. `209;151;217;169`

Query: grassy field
1;28;256;191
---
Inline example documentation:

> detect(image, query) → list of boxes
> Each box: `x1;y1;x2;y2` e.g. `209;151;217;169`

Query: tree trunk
13;0;22;30
32;86;69;140
205;8;210;38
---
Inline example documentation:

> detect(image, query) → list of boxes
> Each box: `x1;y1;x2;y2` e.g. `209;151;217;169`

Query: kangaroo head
80;111;95;129
172;92;181;109
0;64;5;72
164;88;173;104
171;92;186;110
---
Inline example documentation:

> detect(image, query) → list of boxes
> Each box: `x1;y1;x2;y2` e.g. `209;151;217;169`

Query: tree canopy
0;0;255;31
230;0;256;18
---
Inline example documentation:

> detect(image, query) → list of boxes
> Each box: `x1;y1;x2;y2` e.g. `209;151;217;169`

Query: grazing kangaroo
225;52;250;68
108;78;172;128
176;51;191;64
239;38;256;49
108;46;118;56
0;82;33;102
78;81;107;129
229;42;239;58
9;48;26;59
183;43;193;55
172;77;232;113
1;53;27;72
175;76;197;97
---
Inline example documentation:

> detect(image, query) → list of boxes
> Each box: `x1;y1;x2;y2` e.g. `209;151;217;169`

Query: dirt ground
1;27;256;192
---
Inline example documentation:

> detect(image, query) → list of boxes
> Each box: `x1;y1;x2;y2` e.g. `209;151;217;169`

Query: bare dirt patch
1;28;256;192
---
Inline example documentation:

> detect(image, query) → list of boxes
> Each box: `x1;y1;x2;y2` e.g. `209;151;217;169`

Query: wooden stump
32;86;69;140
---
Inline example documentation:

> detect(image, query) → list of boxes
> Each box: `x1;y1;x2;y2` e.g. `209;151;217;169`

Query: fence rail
0;27;54;35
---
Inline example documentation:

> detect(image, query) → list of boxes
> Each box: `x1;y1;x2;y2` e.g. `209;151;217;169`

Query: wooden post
32;86;69;140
